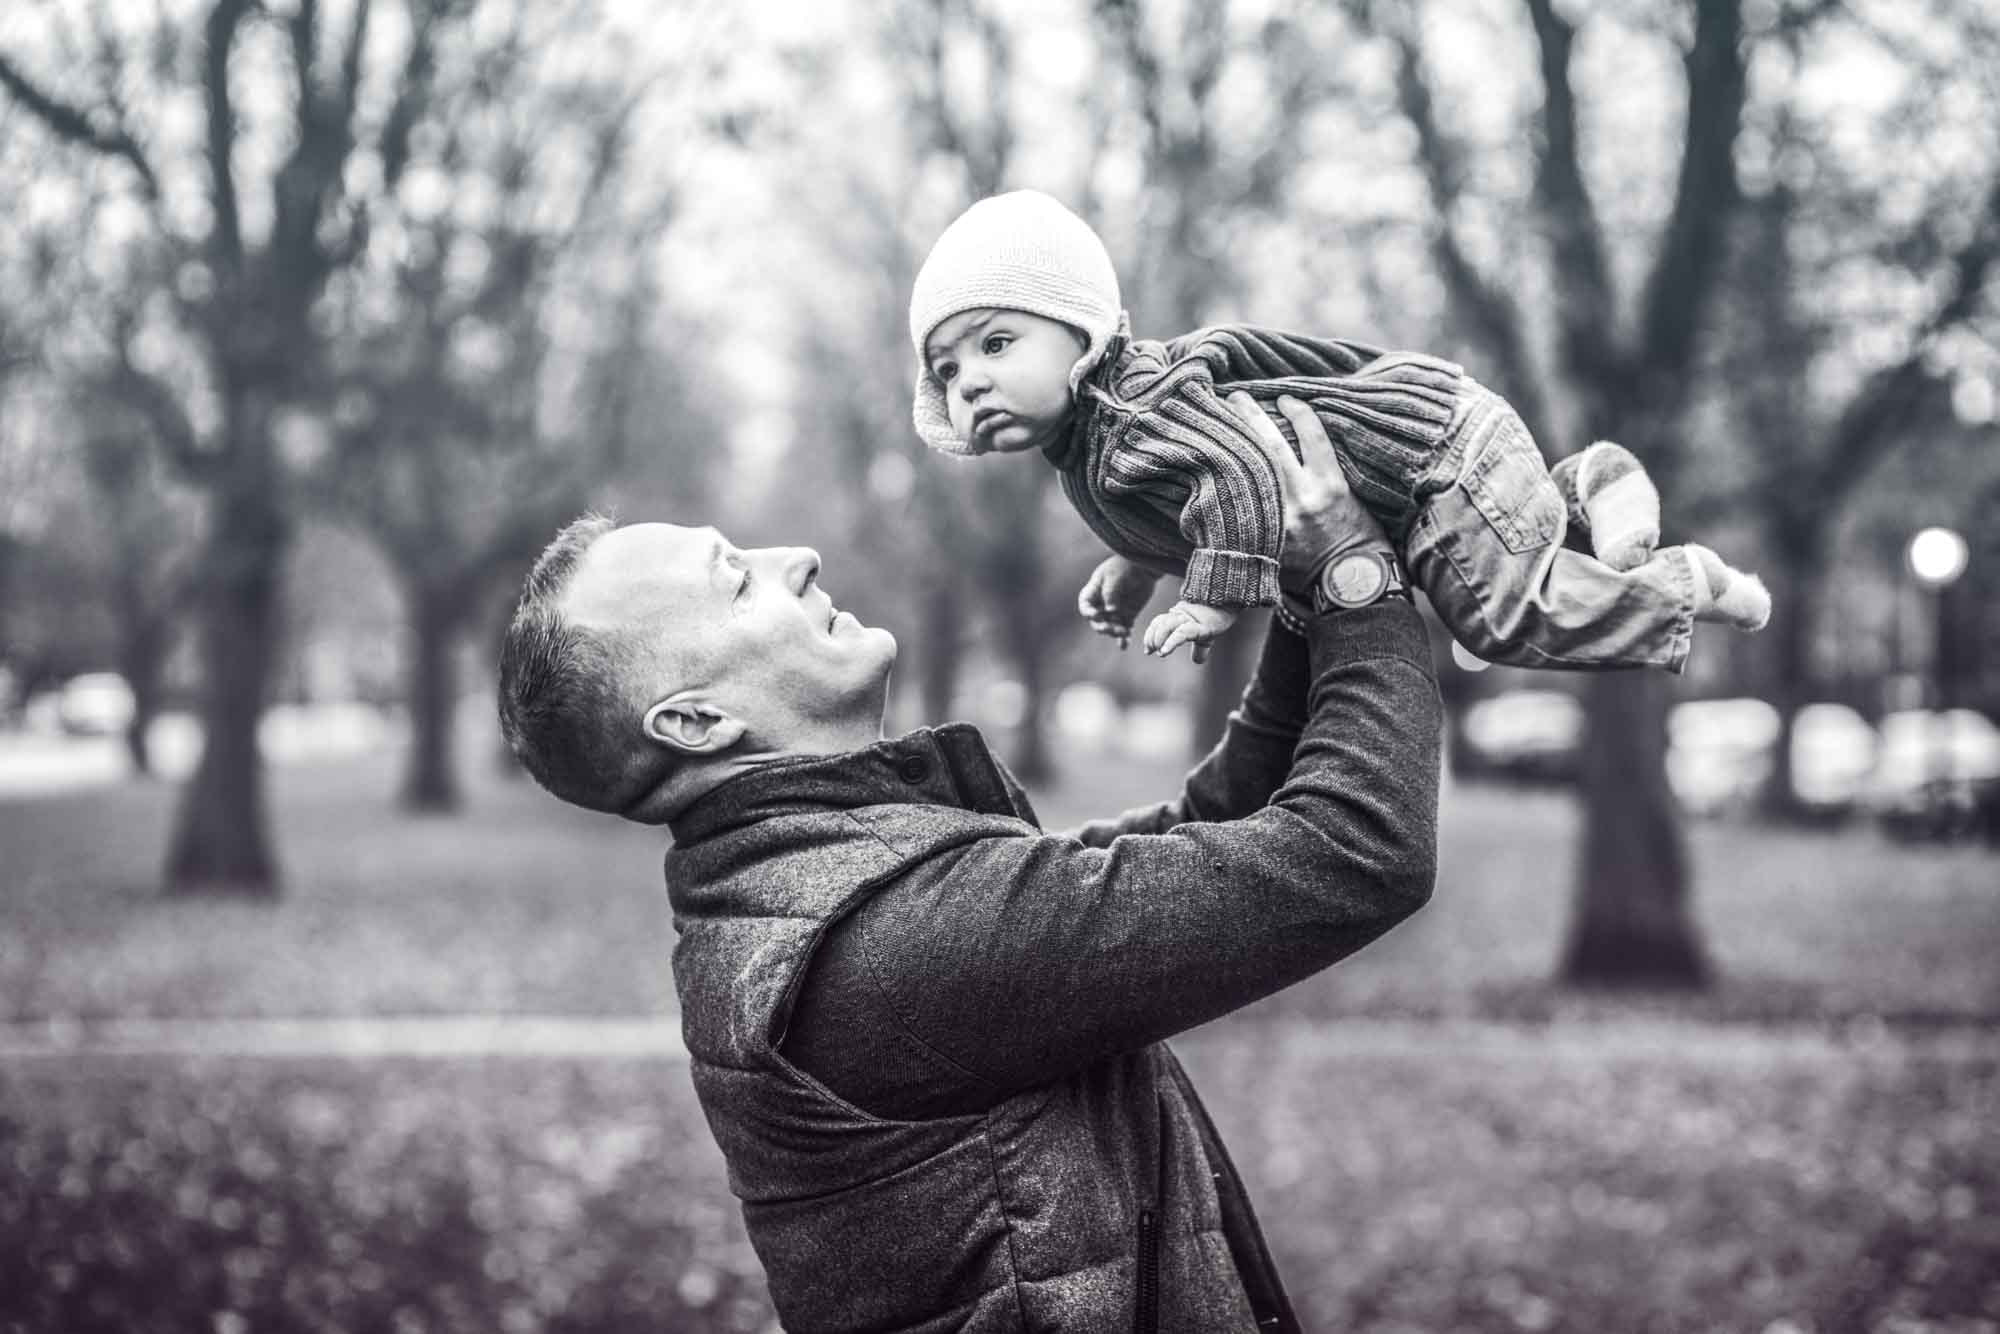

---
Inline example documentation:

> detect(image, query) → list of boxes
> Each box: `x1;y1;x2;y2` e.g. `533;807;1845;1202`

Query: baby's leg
1409;384;1764;672
1685;544;1772;631
1549;441;1661;572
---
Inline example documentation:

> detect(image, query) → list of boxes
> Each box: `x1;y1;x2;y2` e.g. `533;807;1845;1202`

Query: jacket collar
667;722;1036;846
1044;315;1134;470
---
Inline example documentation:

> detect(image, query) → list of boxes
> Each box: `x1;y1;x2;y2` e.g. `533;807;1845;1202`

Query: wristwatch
1311;548;1408;612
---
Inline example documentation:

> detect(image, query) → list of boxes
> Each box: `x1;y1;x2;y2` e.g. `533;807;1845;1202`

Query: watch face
1326;552;1389;606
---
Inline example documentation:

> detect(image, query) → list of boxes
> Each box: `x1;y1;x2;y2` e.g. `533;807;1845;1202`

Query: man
498;395;1441;1332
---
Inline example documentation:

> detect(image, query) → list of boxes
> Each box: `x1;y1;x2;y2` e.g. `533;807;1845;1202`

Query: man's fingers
1224;390;1300;485
1275;396;1347;493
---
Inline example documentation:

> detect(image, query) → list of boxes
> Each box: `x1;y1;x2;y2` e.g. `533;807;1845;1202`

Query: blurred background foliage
1;0;1998;1327
0;0;1995;940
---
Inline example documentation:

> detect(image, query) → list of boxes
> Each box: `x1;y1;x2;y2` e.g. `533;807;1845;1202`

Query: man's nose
784;548;820;593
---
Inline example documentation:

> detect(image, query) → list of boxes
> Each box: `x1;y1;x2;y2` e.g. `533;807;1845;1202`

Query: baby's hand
1077;556;1161;648
1143;600;1238;664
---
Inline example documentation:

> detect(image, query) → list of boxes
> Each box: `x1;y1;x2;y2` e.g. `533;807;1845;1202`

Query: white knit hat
909;190;1123;455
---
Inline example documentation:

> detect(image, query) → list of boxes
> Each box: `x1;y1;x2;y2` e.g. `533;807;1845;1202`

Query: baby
910;190;1770;668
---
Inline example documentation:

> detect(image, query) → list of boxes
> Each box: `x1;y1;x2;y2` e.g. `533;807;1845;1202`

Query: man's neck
634;718;885;824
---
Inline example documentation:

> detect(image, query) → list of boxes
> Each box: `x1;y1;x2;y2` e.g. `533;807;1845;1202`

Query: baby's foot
1684;544;1772;632
1143;601;1238;663
1553;441;1660;572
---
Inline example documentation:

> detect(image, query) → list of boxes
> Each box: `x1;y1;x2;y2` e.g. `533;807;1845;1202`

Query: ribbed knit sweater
1048;323;1466;607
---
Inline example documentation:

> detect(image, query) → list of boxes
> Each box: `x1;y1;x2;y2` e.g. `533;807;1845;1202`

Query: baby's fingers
1154;622;1202;660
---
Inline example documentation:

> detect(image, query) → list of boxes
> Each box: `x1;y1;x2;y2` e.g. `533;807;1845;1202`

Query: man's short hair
498;513;675;815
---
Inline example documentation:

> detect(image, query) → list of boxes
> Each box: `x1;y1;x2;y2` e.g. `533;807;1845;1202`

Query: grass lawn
3;738;1998;1329
2;741;1995;1024
2;1022;1994;1333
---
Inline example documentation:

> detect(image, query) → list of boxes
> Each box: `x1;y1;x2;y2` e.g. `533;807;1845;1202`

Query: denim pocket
1458;424;1562;555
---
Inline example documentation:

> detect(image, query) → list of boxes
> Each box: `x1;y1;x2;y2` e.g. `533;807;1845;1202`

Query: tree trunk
1761;548;1817;820
119;621;166;779
402;588;463;813
1559;670;1707;986
1189;611;1265;757
1008;614;1052;787
165;471;286;897
919;575;964;724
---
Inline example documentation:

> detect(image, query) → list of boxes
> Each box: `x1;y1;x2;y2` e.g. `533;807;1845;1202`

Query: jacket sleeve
1068;619;1311;842
844;600;1440;1100
1161;324;1386;384
1100;374;1284;607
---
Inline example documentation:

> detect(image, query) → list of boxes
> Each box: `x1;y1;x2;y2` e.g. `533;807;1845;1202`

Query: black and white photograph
1;1;1995;1330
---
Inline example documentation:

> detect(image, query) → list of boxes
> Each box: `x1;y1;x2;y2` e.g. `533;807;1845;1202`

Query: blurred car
1667;697;1779;816
1458;689;1583;783
56;672;136;737
1789;702;1879;814
1864;708;2000;842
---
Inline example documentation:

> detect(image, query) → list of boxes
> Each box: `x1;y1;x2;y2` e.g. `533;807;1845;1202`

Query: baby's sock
1552;441;1660;572
1684;544;1772;632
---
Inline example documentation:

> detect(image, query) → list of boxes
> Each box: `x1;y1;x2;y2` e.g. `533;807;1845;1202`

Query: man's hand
1226;392;1393;596
1077;554;1162;649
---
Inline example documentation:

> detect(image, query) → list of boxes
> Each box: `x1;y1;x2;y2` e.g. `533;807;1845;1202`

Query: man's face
925;307;1086;455
562;523;896;747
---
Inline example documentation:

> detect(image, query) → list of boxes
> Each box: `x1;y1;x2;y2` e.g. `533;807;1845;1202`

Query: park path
0;1015;688;1060
2;1013;1995;1064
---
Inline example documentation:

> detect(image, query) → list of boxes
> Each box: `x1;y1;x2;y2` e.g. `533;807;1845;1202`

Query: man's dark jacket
663;602;1441;1332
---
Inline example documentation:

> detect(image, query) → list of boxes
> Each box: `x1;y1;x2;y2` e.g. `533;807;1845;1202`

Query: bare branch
1813;176;2000;502
1367;7;1546;435
1094;0;1166;156
1635;0;1747;385
337;0;373;122
1522;0;1621;404
108;336;211;482
0;53;162;200
377;2;443;191
290;0;320;117
203;0;259;267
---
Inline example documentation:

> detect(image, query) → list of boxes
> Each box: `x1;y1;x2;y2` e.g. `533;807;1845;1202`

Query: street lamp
1908;526;1969;591
1906;526;1970;836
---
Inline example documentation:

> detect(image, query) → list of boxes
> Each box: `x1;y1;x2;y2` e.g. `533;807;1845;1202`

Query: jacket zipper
1135;1206;1160;1334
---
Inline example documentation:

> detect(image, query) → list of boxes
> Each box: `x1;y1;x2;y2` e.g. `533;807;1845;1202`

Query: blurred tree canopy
0;0;727;887
2;0;1995;987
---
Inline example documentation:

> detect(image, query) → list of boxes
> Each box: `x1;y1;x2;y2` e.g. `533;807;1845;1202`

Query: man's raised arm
839;397;1442;1099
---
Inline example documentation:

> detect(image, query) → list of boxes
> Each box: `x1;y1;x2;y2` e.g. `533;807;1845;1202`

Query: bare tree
1087;0;1334;754
1;0;707;884
881;0;1086;781
309;18;671;811
1335;0;1758;984
1;0;469;894
73;392;203;775
1721;21;2000;814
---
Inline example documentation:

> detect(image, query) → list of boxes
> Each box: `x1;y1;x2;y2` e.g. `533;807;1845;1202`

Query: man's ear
640;693;746;758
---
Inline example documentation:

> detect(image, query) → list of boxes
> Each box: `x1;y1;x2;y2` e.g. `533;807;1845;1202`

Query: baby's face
925;308;1087;455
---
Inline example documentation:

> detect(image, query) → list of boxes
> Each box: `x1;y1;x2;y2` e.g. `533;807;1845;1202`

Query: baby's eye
982;333;1011;355
935;362;957;383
